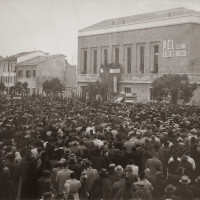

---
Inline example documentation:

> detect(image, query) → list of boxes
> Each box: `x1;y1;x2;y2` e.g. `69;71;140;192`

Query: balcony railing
77;73;200;84
121;73;200;83
77;74;99;82
121;73;161;83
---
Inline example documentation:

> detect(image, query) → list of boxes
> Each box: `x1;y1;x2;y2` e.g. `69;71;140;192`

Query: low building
16;54;67;95
0;51;46;91
77;7;200;104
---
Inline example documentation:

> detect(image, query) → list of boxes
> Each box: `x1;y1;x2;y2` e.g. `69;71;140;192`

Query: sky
0;0;200;65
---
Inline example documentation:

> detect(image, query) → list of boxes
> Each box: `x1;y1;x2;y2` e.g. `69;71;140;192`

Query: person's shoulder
92;168;99;173
57;169;63;174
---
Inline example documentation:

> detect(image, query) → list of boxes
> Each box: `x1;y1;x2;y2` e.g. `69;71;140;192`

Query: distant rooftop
80;7;200;32
1;51;46;61
17;54;66;65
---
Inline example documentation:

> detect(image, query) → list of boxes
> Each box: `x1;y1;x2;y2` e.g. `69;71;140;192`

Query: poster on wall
163;39;186;58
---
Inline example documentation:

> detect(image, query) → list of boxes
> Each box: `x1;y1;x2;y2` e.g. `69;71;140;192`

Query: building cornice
78;14;200;37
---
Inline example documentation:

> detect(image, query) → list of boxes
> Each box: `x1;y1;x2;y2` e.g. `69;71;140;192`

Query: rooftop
17;54;66;65
80;7;200;32
1;51;46;61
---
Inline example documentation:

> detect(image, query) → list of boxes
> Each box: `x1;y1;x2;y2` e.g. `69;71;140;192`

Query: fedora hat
109;163;116;168
69;153;76;158
135;181;145;186
181;154;188;161
125;165;133;173
100;168;108;177
179;175;191;184
115;165;123;174
195;176;200;183
65;149;71;154
56;192;65;199
42;170;51;176
164;184;176;193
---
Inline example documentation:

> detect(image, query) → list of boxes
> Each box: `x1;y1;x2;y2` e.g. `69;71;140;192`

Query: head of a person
100;168;108;178
181;154;188;162
85;160;91;168
124;177;132;190
155;171;163;181
2;167;10;179
128;159;134;165
70;172;77;179
42;192;54;200
139;172;146;180
163;140;169;147
179;175;191;186
172;152;178;160
164;184;176;196
63;161;68;168
42;170;51;177
144;168;151;176
153;152;159;158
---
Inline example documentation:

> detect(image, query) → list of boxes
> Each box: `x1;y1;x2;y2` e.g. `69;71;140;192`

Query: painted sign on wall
163;40;186;58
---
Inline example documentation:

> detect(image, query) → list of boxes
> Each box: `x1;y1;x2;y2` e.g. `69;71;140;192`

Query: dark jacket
174;185;194;200
0;176;17;200
190;183;200;199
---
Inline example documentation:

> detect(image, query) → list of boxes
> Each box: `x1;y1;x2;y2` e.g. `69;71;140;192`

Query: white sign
113;76;117;93
163;40;186;58
110;69;120;73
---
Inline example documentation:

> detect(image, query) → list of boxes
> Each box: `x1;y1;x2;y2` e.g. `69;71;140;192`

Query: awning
115;97;124;103
125;100;134;103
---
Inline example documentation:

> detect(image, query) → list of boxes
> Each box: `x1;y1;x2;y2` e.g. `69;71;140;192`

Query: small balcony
77;74;99;83
121;73;200;84
121;73;161;83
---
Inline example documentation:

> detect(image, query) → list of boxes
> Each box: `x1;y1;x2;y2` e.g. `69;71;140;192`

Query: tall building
0;51;46;91
16;54;67;95
77;7;200;104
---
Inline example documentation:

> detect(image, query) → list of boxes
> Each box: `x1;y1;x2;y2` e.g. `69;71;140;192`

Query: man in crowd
1;97;200;200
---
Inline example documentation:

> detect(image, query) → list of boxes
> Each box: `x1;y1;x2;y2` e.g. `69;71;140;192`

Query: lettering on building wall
163;40;186;58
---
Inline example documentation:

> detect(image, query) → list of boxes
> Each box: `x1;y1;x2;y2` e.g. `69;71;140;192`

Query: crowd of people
1;96;200;200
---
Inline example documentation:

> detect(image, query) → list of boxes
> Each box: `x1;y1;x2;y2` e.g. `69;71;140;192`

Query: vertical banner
113;76;117;93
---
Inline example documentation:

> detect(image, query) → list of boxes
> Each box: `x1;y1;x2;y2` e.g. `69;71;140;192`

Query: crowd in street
1;96;200;200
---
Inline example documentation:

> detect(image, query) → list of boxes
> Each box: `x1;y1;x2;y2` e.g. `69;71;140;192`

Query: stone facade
77;8;200;104
0;51;46;90
16;55;67;95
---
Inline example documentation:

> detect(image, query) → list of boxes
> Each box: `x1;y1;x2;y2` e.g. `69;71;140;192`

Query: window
140;46;144;73
81;86;87;99
124;87;131;93
26;70;31;78
149;87;156;100
127;47;131;73
32;88;36;94
18;71;23;77
93;50;97;74
115;48;119;64
2;64;5;72
83;51;87;74
33;70;36;77
153;45;159;73
104;49;108;65
8;63;10;73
